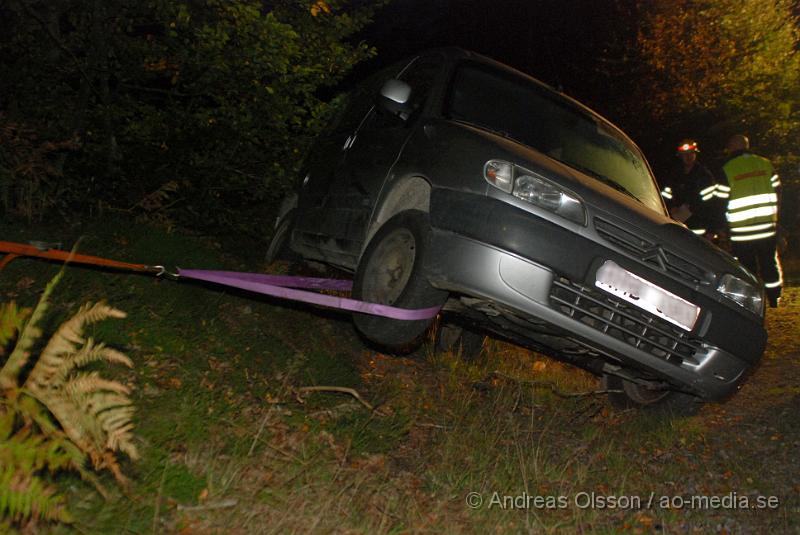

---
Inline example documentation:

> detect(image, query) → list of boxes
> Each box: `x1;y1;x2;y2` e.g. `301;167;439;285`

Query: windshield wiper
451;118;526;146
567;163;642;204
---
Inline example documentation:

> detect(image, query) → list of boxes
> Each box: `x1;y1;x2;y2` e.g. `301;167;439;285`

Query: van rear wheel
353;210;447;351
602;374;703;416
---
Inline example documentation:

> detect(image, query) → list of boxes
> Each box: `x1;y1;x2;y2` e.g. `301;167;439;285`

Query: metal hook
147;265;180;279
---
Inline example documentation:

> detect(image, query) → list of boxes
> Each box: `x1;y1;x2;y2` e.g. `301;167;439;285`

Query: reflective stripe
717;185;730;192
765;280;782;288
731;222;775;233
732;169;767;180
702;193;714;201
661;190;673;200
730;230;776;241
700;185;716;196
726;205;778;222
770;174;780;185
691;228;706;235
775;251;784;287
728;193;778;210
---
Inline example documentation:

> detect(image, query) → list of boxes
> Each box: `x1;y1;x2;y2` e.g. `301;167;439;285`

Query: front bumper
425;190;766;400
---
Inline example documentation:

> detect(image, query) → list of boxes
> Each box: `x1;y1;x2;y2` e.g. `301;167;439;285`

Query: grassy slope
1;218;797;534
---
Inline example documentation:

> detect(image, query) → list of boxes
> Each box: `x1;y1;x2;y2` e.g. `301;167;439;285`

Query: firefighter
721;134;783;308
660;139;726;239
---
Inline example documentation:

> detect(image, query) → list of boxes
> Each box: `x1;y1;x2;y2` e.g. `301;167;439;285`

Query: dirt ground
689;288;800;532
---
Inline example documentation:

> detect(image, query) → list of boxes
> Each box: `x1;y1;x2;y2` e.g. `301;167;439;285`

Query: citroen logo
641;247;667;270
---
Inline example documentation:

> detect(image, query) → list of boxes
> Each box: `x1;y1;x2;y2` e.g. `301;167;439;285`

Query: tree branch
294;385;376;412
481;370;622;398
17;0;100;99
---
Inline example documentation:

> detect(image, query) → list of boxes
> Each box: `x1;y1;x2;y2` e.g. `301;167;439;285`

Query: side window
324;59;414;136
397;54;442;111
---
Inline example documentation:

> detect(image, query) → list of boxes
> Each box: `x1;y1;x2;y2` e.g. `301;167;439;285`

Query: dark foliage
0;0;381;235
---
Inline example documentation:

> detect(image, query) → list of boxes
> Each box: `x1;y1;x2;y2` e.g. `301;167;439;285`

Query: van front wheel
353;210;447;351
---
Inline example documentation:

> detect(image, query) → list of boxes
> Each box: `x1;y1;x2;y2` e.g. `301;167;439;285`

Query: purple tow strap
177;269;442;321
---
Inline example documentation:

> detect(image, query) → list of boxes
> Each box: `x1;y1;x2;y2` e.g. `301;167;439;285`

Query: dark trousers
731;236;783;306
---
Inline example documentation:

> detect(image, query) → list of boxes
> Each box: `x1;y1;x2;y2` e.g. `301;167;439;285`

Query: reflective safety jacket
721;151;780;242
659;162;726;236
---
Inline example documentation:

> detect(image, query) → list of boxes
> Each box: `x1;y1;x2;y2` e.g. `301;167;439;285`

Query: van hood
430;119;757;287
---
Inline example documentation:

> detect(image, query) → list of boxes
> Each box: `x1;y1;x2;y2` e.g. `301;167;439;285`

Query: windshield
444;62;664;214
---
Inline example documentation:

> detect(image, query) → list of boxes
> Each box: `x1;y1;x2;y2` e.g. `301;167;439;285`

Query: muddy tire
353;210;448;351
603;374;703;416
436;322;486;361
265;209;296;264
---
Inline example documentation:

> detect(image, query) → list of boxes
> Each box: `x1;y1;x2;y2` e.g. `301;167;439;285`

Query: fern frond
0;302;30;354
34;391;99;460
59;341;132;381
0;271;62;390
25;302;128;389
0;466;72;524
1;431;83;480
83;392;133;418
12;394;110;499
8;292;136;491
0;428;44;473
0;422;77;526
37;386;138;473
2;273;136;527
63;372;130;398
15;394;58;436
106;423;138;459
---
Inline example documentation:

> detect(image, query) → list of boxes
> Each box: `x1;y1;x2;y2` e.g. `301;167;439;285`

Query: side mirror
377;79;413;120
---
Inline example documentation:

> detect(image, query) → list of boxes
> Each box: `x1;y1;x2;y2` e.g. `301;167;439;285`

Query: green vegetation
634;0;800;171
0;269;137;531
0;0;381;233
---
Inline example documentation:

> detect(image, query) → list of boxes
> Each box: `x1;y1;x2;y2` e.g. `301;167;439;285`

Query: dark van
268;48;766;414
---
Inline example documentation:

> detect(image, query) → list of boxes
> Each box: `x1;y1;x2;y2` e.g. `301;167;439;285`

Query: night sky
360;0;632;111
358;0;661;160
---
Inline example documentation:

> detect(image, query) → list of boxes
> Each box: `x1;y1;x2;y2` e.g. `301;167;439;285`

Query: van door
320;54;444;262
293;60;414;263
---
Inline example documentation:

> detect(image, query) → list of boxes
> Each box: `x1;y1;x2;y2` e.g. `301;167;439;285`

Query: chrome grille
594;217;709;284
550;277;701;366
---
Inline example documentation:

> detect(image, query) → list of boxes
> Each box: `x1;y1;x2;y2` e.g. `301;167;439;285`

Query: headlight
484;160;586;225
717;274;764;316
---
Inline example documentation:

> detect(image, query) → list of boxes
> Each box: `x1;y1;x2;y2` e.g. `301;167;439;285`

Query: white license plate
595;260;700;331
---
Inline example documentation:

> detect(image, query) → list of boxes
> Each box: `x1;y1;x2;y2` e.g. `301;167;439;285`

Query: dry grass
3;220;795;534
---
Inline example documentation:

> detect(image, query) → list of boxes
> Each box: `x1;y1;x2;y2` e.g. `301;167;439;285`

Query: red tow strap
0;240;159;273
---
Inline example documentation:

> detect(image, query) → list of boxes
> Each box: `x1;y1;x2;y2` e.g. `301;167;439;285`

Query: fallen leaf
635;512;654;527
16;277;35;289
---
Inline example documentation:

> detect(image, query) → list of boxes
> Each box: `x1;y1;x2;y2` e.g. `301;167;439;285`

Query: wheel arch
362;175;432;257
274;192;298;229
